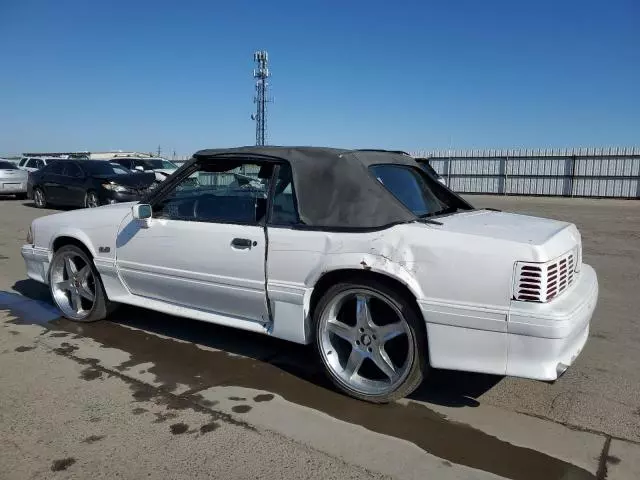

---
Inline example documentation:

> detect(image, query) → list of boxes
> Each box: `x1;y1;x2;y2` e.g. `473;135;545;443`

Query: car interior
152;161;299;226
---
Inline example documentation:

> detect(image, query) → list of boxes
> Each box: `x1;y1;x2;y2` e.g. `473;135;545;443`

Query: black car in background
28;160;157;209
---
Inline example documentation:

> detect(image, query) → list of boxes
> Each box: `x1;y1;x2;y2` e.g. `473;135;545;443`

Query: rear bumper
21;245;51;285
1;181;27;194
506;263;598;380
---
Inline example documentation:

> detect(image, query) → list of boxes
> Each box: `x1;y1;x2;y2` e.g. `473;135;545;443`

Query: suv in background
110;157;178;182
18;157;59;173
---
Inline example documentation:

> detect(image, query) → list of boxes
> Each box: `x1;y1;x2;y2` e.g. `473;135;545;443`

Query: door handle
231;238;255;249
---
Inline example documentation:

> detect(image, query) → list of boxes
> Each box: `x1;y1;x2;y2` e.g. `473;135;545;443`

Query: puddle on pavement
1;292;595;480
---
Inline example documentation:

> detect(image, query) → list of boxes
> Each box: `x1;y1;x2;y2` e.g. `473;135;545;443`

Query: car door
62;161;87;206
115;159;273;324
41;161;66;202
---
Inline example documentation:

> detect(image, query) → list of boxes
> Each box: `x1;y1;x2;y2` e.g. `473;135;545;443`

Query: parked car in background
21;147;598;404
415;158;446;185
2;157;22;167
0;160;28;198
18;156;60;173
110;157;178;182
28;159;156;209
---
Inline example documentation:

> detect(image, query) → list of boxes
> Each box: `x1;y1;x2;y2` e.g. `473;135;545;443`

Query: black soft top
186;146;435;229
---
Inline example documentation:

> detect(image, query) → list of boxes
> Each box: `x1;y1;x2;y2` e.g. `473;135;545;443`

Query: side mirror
132;203;152;220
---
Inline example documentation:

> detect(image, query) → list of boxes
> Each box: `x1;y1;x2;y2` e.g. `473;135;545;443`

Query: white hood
437;210;570;245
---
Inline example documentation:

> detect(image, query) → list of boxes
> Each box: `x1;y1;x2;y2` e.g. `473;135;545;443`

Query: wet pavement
1;197;640;479
0;284;600;480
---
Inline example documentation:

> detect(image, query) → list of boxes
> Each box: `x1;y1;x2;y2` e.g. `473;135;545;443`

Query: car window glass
153;162;273;224
19;158;27;166
26;159;37;168
64;162;83;177
113;159;130;169
49;162;65;174
270;163;299;225
0;160;18;169
371;165;446;217
35;159;45;169
133;160;152;170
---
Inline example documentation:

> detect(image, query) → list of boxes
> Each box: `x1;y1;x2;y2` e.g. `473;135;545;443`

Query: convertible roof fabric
190;146;420;229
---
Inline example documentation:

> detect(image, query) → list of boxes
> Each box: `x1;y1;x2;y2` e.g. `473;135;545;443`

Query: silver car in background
0;160;28;198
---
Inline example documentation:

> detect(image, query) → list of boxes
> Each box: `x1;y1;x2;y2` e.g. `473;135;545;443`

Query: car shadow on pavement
9;278;503;408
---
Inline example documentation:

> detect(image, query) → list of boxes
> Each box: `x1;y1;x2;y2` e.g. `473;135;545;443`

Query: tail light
513;247;579;302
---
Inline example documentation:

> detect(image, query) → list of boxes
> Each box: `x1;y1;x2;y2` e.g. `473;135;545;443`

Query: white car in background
0;159;29;198
21;147;598;403
18;156;60;173
110;157;178;182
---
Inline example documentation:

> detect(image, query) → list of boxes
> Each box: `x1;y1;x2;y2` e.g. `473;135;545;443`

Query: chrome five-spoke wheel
49;245;111;322
315;281;426;402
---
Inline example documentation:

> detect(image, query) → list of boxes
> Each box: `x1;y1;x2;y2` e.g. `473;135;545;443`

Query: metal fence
411;147;640;198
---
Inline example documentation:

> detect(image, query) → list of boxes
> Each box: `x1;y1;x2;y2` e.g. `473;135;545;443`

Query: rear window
0;161;18;169
370;164;446;217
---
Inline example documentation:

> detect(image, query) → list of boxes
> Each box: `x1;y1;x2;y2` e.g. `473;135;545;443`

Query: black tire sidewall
85;191;99;208
34;188;46;208
313;279;427;403
49;245;109;322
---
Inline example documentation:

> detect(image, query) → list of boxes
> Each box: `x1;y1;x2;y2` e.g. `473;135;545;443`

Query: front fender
49;228;99;257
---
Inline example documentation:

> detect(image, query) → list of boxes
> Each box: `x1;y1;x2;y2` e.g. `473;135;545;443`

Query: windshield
370;164;468;218
83;161;131;175
0;161;18;169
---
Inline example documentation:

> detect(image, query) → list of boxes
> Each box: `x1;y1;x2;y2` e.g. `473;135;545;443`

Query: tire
48;245;113;322
314;279;428;403
84;190;100;208
33;187;47;208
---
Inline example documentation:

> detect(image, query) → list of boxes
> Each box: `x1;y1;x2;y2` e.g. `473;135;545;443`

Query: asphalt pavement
1;195;639;479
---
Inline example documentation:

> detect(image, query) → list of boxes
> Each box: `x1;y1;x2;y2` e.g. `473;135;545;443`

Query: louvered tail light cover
514;248;579;302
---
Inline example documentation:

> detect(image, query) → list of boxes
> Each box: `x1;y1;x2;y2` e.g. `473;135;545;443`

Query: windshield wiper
412;217;443;226
419;206;459;219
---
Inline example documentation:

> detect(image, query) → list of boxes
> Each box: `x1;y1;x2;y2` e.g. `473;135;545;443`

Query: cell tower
252;50;271;146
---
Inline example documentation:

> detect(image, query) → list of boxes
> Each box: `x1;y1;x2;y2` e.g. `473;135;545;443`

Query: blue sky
1;0;638;156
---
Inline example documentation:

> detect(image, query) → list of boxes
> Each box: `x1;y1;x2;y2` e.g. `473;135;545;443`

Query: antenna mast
252;50;271;146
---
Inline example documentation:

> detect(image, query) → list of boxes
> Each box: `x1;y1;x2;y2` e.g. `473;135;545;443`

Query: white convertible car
21;147;598;402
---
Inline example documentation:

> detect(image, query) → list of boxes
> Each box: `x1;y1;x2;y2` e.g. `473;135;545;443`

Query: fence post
503;156;509;195
570;155;576;197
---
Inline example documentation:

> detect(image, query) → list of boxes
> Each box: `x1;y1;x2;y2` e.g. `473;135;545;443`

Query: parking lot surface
1;195;639;479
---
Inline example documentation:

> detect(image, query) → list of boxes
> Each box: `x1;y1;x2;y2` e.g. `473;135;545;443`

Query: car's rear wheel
33;188;46;208
49;245;111;322
84;190;100;208
314;280;427;403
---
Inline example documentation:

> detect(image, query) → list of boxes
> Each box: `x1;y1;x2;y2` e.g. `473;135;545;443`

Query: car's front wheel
49;245;112;322
314;279;427;403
